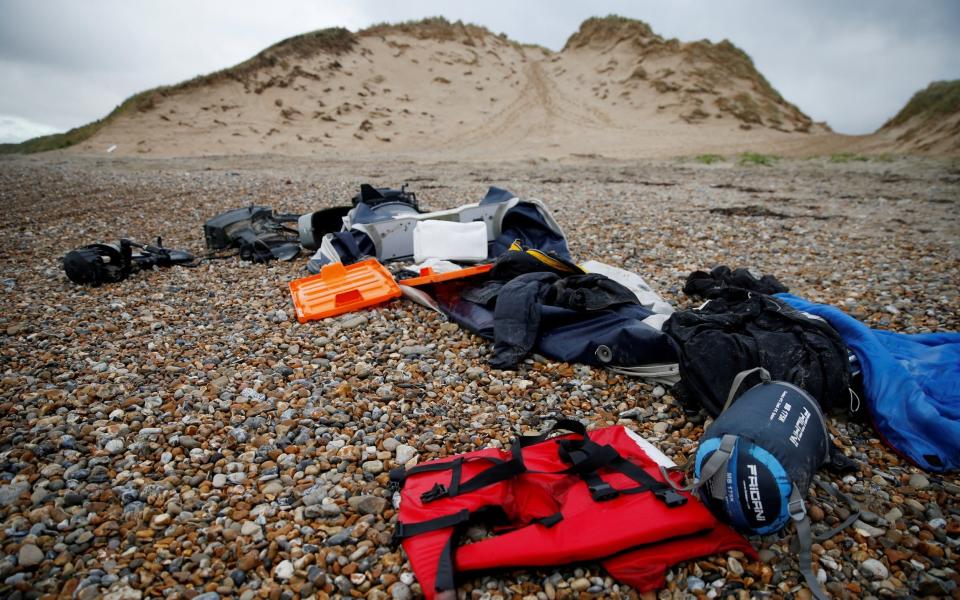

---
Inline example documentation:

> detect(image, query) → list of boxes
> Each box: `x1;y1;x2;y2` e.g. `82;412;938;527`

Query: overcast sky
1;0;958;143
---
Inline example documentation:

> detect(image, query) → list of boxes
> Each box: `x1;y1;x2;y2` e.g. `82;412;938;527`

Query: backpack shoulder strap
790;479;861;600
660;433;738;496
723;367;771;411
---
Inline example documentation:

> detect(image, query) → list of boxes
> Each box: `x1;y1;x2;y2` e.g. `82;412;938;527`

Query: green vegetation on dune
694;154;724;164
829;152;871;163
738;152;778;166
1;27;356;155
883;80;960;130
362;16;548;53
0;89;159;154
363;16;489;41
564;15;658;51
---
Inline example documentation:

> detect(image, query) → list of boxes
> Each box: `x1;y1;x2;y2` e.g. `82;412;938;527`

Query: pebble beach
0;153;958;600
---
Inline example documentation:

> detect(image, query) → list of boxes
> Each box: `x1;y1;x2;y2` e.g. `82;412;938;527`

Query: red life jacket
391;420;756;599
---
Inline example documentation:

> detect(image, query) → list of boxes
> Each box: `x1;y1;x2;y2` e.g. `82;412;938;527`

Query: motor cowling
63;243;133;286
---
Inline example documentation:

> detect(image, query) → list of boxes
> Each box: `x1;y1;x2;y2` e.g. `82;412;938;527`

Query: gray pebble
18;543;44;567
687;576;705;591
348;495;387;515
178;436;200;449
391;582;412;600
860;558;889;580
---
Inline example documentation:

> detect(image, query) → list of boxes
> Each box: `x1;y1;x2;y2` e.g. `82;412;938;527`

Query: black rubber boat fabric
480;272;642;368
426;259;677;370
663;289;850;416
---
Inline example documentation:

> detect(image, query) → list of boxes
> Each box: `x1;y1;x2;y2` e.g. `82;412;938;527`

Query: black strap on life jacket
392;505;519;594
391;419;586;503
392;509;472;544
557;438;687;507
531;512;564;528
390;507;470;594
440;418;589;498
389;455;506;493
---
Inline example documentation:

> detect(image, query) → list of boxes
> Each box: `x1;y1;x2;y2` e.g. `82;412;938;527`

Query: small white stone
105;439;124;454
395;444;417;465
362;459;384;474
274;559;294;580
727;556;743;576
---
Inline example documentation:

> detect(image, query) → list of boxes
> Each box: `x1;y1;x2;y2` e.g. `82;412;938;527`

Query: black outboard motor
203;206;300;262
352;183;419;211
63;239;195;286
299;184;421;251
297;206;352;251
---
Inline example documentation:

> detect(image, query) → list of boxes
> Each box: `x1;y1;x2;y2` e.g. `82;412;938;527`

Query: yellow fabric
509;239;584;274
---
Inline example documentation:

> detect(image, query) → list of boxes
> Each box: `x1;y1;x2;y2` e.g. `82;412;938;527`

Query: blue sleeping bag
776;293;960;472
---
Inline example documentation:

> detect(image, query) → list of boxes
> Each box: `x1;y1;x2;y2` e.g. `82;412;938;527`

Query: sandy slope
71;19;866;161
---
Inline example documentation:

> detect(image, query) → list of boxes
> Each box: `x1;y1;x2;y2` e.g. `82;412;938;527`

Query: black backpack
663;289;851;416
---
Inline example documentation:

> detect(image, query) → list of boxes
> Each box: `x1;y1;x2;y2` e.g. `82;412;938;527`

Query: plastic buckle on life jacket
420;483;449;503
654;487;688;508
588;482;620;502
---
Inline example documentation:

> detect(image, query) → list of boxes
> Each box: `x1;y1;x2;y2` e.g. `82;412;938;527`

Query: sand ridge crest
34;16;956;159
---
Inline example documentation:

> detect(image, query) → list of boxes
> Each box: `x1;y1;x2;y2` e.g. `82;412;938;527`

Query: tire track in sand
440;60;616;152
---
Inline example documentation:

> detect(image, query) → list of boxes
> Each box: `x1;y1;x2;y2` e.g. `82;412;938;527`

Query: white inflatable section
412;259;464;274
624;427;677;469
580;260;674;317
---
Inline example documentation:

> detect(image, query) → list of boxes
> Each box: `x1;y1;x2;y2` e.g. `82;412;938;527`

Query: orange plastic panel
397;263;493;287
289;258;401;323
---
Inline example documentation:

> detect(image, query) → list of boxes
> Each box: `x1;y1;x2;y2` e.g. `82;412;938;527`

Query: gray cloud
1;0;958;141
0;114;59;143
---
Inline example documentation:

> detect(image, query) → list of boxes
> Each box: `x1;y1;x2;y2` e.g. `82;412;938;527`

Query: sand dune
65;17;957;159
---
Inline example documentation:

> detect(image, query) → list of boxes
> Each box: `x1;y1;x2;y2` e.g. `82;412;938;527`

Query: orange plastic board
397;263;493;287
289;258;401;323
